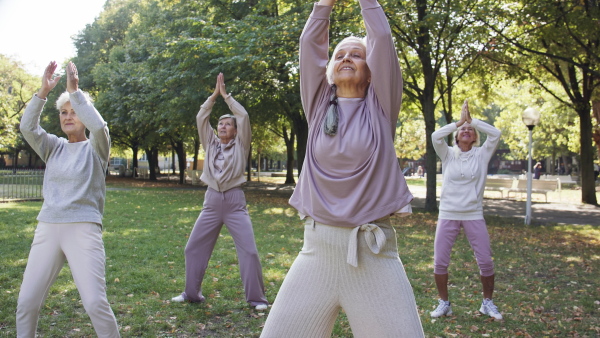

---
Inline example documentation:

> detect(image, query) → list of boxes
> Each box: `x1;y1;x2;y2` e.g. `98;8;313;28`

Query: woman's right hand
210;73;224;102
457;99;471;127
37;61;61;100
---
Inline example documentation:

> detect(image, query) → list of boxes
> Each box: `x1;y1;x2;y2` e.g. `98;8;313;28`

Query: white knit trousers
260;217;424;338
16;222;120;338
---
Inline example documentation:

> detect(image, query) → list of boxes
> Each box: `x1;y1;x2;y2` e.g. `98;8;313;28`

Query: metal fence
0;169;44;202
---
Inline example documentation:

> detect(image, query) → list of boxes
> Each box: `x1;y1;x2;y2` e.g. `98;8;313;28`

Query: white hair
453;122;481;147
453;123;481;156
55;91;93;111
326;36;367;85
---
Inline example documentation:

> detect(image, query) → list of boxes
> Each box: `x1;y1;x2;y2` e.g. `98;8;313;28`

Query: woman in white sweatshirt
430;100;503;320
18;61;119;337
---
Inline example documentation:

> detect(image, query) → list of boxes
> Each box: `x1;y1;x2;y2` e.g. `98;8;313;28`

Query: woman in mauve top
260;0;424;337
17;61;119;338
171;73;268;310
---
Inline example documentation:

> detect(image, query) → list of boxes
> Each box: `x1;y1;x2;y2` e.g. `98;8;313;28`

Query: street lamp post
522;107;541;225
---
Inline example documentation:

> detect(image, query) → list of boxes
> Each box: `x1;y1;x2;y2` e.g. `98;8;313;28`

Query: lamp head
522;107;541;128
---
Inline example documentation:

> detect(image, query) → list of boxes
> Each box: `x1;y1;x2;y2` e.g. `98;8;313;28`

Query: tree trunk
193;137;200;170
132;146;139;177
247;144;252;182
174;141;186;184
12;149;20;173
577;106;598;205
146;147;158;181
290;112;308;176
415;0;439;212
257;153;261;182
284;127;296;184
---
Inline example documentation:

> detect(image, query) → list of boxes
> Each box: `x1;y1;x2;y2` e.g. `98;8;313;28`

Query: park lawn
0;180;598;337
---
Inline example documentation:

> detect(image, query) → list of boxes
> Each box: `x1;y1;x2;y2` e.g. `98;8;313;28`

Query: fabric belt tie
347;223;386;267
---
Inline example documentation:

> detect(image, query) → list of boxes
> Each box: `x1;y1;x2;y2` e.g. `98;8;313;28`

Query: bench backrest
532;178;560;191
515;178;560;191
485;178;515;188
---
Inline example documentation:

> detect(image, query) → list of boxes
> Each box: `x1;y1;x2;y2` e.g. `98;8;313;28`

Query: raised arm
20;61;62;161
361;0;402;125
217;73;251;154
432;122;456;162
225;95;251;156
299;2;333;123
196;74;221;151
471;119;501;163
66;62;111;164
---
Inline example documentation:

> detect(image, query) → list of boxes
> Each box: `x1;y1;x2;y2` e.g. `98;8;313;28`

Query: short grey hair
326;36;367;85
218;114;237;129
55;91;93;111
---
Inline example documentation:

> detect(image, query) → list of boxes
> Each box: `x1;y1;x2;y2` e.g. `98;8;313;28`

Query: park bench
189;170;203;185
507;178;561;202
484;178;515;198
134;167;150;179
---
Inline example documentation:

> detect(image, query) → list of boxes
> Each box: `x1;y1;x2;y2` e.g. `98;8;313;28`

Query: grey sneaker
479;298;503;320
430;299;452;317
255;304;268;311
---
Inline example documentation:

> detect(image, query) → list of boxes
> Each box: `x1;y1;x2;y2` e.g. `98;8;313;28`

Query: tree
0;55;40;168
480;0;599;205
385;0;496;211
493;80;580;170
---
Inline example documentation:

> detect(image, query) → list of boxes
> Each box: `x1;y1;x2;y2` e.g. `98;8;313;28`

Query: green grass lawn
0;179;598;337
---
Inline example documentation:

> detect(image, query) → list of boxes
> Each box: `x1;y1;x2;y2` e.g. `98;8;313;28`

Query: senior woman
430;100;502;320
171;73;268;311
17;61;119;337
259;0;424;336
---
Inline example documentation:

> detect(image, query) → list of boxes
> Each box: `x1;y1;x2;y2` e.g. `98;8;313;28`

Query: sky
0;0;107;76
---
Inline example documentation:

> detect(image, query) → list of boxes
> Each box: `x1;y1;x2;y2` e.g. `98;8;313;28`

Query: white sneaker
430;299;452;317
171;294;185;302
255;304;268;311
171;293;204;303
479;298;503;320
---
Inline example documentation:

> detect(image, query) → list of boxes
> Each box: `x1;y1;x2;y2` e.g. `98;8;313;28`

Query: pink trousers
182;187;267;306
433;219;495;276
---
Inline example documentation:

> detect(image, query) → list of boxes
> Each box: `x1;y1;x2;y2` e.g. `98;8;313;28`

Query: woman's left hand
66;61;79;93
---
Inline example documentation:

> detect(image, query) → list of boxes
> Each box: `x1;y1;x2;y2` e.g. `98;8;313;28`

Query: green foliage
0;55;39;154
480;0;600;204
1;181;599;336
490;79;579;161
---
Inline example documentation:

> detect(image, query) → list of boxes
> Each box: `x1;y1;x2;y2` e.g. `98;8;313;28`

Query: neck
335;82;369;98
457;142;473;152
67;133;87;143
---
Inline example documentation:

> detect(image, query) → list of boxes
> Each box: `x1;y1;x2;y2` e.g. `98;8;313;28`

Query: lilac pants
183;187;267;306
433;219;495;276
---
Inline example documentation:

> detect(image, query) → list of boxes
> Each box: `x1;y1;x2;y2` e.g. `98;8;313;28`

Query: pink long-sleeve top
196;95;251;192
289;0;413;228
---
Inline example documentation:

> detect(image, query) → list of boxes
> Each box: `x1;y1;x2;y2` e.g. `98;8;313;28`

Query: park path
106;177;600;226
406;185;600;226
244;181;600;226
